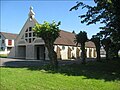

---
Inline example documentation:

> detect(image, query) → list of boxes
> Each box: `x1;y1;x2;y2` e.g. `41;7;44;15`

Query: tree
72;30;75;34
33;21;61;69
91;35;101;61
109;43;120;58
76;31;88;64
70;0;120;59
101;37;111;60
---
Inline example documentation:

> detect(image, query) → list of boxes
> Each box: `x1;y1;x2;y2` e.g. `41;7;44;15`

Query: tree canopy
33;21;61;69
76;31;88;64
70;0;120;58
91;34;101;61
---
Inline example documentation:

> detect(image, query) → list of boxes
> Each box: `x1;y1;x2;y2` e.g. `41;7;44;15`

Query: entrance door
36;45;45;60
37;47;40;60
68;47;72;59
17;46;26;59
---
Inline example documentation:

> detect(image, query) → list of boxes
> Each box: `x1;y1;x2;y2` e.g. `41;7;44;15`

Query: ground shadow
2;58;120;82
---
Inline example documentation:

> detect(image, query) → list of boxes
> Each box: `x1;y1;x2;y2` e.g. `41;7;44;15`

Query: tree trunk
115;50;119;59
81;43;86;64
105;49;109;60
46;43;58;69
96;47;101;62
106;51;108;60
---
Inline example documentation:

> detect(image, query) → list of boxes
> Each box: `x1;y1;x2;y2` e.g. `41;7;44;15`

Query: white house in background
9;7;97;60
0;32;18;55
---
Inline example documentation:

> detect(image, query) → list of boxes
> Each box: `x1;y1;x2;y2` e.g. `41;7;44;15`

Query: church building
9;7;96;60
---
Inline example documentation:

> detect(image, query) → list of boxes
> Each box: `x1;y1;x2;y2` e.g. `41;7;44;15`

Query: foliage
33;21;61;44
70;0;120;58
33;21;61;69
0;54;7;58
72;30;75;34
76;31;88;44
98;30;119;59
1;60;120;90
76;31;88;64
70;0;115;25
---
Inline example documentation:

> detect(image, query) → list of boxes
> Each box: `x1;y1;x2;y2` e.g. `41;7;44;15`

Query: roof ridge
0;32;18;39
0;32;18;35
60;30;75;35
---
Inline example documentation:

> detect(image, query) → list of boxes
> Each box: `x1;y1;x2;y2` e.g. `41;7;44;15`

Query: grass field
1;60;120;90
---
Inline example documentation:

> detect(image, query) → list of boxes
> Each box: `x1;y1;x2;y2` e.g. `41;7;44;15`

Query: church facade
9;7;96;60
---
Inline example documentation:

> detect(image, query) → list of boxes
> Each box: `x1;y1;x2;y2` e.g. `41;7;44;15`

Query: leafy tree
109;43;120;58
91;35;101;61
72;30;75;34
76;31;88;64
33;21;61;69
70;0;120;59
101;37;111;60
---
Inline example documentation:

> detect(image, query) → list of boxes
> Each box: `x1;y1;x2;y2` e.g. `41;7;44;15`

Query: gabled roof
85;41;95;48
55;30;95;48
55;30;76;46
0;32;18;40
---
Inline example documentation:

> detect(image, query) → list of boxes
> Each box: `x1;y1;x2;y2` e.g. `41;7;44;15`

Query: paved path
0;58;50;67
0;58;96;67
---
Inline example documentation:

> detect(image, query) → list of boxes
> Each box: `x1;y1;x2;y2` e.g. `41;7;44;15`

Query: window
0;35;1;39
29;33;31;37
29;38;31;43
33;32;36;36
33;38;35;41
7;47;12;51
62;46;65;50
72;46;74;50
8;40;12;45
24;27;35;43
2;40;4;43
25;39;28;42
29;27;32;31
25;29;28;32
1;47;5;51
30;16;32;19
25;33;28;37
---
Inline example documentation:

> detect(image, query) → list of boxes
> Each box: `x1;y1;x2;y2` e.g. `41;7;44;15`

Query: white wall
5;39;15;47
0;39;15;55
54;45;96;60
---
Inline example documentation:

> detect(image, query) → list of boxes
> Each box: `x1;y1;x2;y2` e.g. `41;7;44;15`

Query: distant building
0;32;18;55
9;7;97;60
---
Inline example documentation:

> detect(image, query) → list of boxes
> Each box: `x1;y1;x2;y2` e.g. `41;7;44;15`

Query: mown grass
0;59;120;90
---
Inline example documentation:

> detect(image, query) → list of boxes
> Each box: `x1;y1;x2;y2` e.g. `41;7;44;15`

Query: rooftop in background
0;32;18;40
55;30;95;48
0;30;95;48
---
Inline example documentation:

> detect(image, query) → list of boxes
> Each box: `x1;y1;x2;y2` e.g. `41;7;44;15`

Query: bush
0;54;7;58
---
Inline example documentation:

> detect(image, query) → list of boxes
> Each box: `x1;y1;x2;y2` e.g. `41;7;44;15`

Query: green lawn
1;60;120;90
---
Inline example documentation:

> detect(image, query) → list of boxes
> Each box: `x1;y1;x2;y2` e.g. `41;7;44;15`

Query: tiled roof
85;41;95;48
0;32;18;40
55;30;76;46
55;30;95;48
